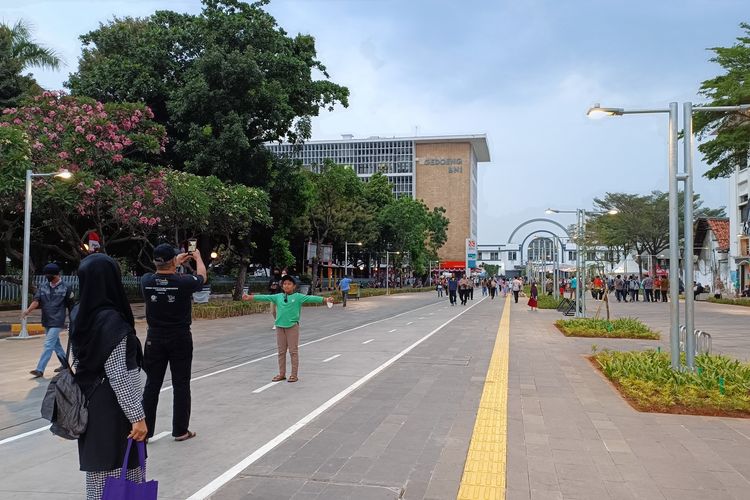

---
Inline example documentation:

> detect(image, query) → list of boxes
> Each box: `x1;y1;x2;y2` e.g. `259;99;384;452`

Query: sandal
174;431;196;442
272;375;286;382
287;375;298;383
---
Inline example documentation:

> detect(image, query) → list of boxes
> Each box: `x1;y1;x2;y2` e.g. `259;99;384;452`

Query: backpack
40;339;100;440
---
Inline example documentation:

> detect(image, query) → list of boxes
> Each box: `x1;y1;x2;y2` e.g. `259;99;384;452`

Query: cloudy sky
4;0;748;244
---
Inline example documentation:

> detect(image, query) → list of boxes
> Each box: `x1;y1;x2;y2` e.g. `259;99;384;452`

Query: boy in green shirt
243;275;333;383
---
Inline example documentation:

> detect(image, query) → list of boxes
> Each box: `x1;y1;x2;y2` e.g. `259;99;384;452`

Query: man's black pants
449;290;457;304
142;332;193;438
513;290;519;303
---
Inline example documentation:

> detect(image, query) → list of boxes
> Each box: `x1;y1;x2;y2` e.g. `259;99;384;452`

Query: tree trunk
233;241;252;301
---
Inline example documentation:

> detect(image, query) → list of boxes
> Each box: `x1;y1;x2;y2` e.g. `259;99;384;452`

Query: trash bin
193;285;211;304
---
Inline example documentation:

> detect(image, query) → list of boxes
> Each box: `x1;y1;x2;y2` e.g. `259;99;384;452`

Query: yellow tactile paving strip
457;296;510;500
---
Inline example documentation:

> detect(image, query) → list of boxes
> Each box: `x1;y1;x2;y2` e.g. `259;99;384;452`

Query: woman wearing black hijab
71;254;147;500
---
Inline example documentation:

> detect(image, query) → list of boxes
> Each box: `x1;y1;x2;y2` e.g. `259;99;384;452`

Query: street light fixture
385;251;400;295
587;101;680;369
343;241;363;278
16;168;73;339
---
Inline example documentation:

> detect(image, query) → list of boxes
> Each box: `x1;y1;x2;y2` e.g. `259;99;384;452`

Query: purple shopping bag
102;439;158;500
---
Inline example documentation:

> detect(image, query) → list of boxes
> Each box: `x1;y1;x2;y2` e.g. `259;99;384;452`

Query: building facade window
490;252;499;260
568;250;577;261
507;251;517;261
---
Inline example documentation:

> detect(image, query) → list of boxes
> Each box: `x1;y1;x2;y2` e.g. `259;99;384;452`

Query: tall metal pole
668;102;681;370
344;241;348;281
575;209;583;317
19;169;33;339
386;251;389;295
581;210;588;318
683;102;696;369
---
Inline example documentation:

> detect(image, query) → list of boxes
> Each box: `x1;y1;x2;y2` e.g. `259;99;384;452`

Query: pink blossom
85;188;95;195
58;151;69;160
85;134;96;142
112;154;124;163
75;126;85;133
132;201;142;209
2;108;16;114
139;216;149;224
148;218;157;225
32;141;44;150
13;118;22;125
75;147;85;154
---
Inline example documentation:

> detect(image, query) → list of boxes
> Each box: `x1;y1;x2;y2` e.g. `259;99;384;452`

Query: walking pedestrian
243;275;333;382
436;279;444;297
141;244;206;442
23;263;75;378
447;275;458;305
71;254;147;500
512;277;522;303
614;275;625;302
660;276;669;302
489;278;497;299
528;281;539;311
337;274;352;308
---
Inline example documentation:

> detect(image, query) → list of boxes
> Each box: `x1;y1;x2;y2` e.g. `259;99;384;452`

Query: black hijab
71;254;138;379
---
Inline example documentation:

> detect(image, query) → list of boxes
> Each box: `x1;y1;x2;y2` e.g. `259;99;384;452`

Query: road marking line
457;297;510;499
406;321;413;325
418;317;425;319
389;329;397;333
322;354;341;363
149;431;171;443
187;297;487;500
0;425;50;445
362;339;375;344
252;381;281;394
1;298;443;446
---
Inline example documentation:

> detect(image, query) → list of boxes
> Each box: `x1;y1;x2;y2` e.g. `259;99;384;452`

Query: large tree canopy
695;22;750;179
66;0;349;185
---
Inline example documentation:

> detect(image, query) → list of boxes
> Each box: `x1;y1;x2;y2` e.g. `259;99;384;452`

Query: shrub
708;297;750;307
192;300;269;320
594;350;750;415
556;317;660;339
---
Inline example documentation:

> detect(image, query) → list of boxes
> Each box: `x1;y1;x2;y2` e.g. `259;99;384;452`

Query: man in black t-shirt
141;243;206;442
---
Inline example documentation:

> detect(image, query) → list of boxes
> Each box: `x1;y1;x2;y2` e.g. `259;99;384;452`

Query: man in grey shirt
22;263;75;378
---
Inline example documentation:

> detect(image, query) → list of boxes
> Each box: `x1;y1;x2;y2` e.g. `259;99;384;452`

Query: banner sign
466;238;477;273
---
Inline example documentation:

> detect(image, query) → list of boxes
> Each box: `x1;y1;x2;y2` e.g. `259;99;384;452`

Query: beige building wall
415;142;474;263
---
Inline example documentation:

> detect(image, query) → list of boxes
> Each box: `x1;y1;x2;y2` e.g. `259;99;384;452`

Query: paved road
0;291;500;499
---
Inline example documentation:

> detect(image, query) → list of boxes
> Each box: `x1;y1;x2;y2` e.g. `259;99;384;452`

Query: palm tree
1;19;61;71
0;20;62;107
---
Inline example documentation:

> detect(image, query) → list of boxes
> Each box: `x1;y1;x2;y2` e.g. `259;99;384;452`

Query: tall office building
266;134;490;265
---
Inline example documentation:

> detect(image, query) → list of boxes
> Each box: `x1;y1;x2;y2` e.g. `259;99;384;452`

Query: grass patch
192;300;269;320
555;317;660;339
708;297;750;307
592;349;750;417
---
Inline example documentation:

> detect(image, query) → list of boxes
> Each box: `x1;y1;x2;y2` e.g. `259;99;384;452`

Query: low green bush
594;349;750;415
192;300;269;320
556;317;660;339
708;297;750;307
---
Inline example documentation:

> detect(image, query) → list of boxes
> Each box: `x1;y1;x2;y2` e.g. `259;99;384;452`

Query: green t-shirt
253;293;324;328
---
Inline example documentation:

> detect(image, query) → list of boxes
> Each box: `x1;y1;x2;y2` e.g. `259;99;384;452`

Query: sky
3;0;748;245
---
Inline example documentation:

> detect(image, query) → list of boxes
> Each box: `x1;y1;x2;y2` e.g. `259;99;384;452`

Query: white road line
322;354;341;363
406;321;413;325
0;425;50;445
187;296;487;500
1;299;442;446
252;381;281;394
149;431;171;443
362;339;375;344
389;329;397;333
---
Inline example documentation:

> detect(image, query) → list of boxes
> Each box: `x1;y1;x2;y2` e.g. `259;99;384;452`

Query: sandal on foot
272;375;286;382
174;431;196;442
287;375;298;383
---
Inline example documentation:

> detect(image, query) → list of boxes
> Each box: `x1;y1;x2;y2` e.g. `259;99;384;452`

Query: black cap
42;263;61;275
153;244;178;264
279;275;297;285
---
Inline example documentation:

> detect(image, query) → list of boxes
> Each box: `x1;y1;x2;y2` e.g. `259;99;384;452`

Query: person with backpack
70;254;147;500
22;263;75;378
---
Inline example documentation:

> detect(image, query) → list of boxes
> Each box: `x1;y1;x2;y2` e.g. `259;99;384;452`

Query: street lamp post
344;241;362;279
16;169;73;339
427;259;439;286
588;102;680;369
385;251;400;295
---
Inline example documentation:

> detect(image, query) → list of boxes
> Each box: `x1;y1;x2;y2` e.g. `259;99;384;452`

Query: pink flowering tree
0;91;167;265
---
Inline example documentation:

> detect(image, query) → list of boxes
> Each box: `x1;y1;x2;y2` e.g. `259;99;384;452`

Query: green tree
694;22;750;179
0;20;61;108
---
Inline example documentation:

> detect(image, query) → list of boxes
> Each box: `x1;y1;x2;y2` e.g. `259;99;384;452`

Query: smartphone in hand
187;238;197;254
